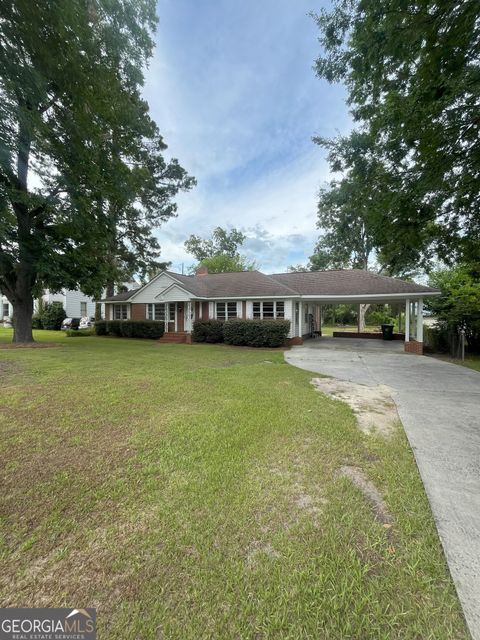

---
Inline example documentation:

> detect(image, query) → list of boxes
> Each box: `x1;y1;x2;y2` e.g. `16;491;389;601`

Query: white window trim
146;302;167;322
215;301;240;320
113;303;129;320
252;300;285;320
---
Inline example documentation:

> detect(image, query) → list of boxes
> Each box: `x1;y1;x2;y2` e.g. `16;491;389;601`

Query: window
147;303;166;321
3;303;9;318
253;301;285;319
262;302;274;318
80;301;87;316
114;304;128;320
216;301;237;320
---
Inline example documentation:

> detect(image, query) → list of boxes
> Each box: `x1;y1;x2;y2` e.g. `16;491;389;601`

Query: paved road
285;339;480;639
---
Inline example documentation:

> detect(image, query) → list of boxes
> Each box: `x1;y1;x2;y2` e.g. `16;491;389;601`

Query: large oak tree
0;0;194;342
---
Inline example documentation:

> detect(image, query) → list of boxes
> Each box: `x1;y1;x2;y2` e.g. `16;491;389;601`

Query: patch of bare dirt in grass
245;541;280;567
0;499;164;608
337;465;393;526
0;342;61;349
311;378;399;436
0;360;22;374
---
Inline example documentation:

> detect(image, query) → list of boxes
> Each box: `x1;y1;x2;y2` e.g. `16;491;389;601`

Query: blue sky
144;0;351;273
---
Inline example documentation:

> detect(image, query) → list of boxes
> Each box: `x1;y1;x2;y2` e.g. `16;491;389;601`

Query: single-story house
102;268;439;354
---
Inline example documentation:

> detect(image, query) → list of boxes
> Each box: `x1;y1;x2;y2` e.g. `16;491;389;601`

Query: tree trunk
10;114;35;343
95;302;102;321
358;303;370;332
12;293;34;343
106;281;115;298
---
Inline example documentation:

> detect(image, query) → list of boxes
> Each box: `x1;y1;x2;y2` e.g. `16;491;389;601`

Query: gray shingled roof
101;288;140;302
166;270;297;298
102;269;437;302
270;270;437;296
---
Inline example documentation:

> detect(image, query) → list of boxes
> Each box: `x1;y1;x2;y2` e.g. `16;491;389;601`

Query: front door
176;302;185;332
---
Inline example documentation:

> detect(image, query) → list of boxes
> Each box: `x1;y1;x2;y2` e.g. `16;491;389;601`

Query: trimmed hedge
193;319;291;347
66;328;94;337
192;320;224;343
95;320;164;339
223;319;290;347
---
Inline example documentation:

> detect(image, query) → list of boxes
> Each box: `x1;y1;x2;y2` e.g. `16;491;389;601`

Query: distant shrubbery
32;314;43;329
423;325;450;354
366;310;395;327
32;302;66;330
95;320;164;339
193;319;290;348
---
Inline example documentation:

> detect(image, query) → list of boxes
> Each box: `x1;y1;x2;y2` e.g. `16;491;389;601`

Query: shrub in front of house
192;320;225;343
95;320;164;339
223;319;291;348
40;302;67;330
66;328;94;337
121;321;164;339
95;320;107;335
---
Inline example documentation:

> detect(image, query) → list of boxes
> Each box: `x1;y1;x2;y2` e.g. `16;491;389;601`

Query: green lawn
432;354;480;373
0;329;468;639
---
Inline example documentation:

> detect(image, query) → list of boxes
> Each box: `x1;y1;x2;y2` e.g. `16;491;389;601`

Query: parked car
79;316;95;329
61;317;80;331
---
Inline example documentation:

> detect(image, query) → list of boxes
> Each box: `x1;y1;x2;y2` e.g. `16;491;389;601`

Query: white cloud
143;0;351;274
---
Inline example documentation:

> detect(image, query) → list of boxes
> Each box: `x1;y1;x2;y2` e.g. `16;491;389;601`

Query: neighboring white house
2;281;138;325
1;296;12;322
1;289;96;324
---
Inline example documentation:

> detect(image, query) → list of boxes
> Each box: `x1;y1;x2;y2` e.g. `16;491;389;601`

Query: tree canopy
0;0;194;341
311;0;480;270
184;227;255;273
427;267;480;351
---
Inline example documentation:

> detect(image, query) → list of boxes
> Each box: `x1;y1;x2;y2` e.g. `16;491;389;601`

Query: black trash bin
381;324;394;340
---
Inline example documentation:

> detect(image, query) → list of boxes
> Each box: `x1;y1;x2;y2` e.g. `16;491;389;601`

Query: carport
270;270;440;355
297;294;427;354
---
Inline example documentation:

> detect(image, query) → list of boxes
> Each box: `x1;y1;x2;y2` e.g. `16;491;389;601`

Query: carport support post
405;298;410;342
298;301;303;338
416;298;423;343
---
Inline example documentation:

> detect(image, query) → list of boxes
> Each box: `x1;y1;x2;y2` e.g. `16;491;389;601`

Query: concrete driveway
286;338;480;639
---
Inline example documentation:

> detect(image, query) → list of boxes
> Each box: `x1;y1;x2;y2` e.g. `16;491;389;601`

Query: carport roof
269;270;438;297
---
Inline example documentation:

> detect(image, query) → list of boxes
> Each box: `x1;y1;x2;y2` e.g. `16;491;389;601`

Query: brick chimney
195;265;209;276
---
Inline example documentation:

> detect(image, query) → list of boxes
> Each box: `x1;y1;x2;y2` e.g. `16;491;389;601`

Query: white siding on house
132;273;181;303
63;290;96;318
284;299;295;338
1;296;12;319
35;289;96;318
155;283;192;303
